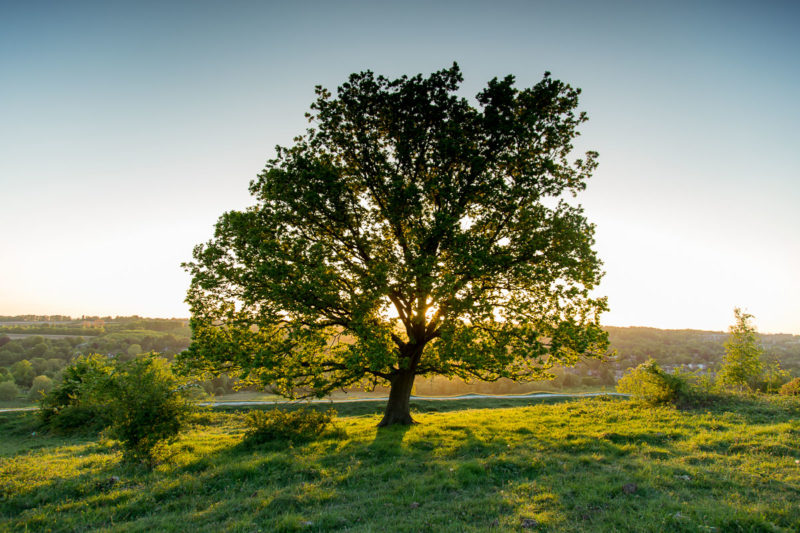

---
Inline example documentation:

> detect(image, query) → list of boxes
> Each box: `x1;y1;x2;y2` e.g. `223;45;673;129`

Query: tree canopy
182;63;609;425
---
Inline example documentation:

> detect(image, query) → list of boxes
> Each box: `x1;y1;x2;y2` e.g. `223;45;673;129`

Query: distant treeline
2;317;799;400
0;316;190;337
0;315;73;322
605;326;800;374
0;325;102;336
413;326;800;397
0;316;193;400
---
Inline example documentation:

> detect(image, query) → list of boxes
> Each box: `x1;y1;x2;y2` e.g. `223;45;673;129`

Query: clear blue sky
1;0;798;334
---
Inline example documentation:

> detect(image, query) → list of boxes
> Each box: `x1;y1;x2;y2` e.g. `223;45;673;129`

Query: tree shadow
5;399;799;532
679;392;798;425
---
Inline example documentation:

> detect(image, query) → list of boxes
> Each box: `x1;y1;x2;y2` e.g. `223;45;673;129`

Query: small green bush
40;354;115;431
0;380;20;401
616;359;689;405
41;353;193;464
779;377;800;396
28;375;53;400
105;354;194;464
757;361;790;393
243;407;336;446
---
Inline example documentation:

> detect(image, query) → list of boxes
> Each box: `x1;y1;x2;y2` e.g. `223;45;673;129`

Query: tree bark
378;370;417;427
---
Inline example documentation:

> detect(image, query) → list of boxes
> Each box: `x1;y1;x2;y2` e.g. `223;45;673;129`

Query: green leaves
717;308;767;391
184;63;608;399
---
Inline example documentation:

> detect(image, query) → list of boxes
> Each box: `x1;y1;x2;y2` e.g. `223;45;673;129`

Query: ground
1;395;798;532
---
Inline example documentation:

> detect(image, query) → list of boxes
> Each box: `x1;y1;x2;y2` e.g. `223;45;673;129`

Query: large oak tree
182;64;608;426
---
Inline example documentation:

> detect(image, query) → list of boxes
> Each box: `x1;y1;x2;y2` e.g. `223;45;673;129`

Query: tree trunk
378;370;416;427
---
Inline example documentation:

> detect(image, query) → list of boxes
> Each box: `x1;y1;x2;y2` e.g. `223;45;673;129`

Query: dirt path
0;392;627;413
204;391;627;407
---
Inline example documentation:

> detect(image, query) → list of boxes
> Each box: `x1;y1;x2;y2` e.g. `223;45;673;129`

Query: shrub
581;376;601;387
40;353;193;463
779;377;800;396
243;407;336;447
616;359;689;405
105;354;193;464
40;354;115;431
757;361;790;393
562;373;580;388
28;375;53;400
0;380;19;401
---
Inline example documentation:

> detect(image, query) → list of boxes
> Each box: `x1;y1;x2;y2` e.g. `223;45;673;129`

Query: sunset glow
1;1;797;334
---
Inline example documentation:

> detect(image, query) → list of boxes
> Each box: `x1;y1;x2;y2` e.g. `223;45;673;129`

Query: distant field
2;394;798;532
3;333;90;340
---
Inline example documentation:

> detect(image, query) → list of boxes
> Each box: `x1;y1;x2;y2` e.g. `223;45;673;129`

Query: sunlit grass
1;395;799;532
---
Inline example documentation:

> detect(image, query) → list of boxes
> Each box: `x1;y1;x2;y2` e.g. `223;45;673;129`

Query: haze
1;0;798;334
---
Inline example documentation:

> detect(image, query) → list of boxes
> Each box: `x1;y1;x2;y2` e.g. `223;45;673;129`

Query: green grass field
1;395;799;532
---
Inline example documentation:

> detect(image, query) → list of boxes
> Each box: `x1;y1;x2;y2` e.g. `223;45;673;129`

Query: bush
243;407;336;447
757;361;790;393
40;353;193;463
40;354;114;431
0;380;19;401
617;359;689;405
779;377;800;396
562;373;580;388
105;354;193;464
28;375;53;400
581;376;601;387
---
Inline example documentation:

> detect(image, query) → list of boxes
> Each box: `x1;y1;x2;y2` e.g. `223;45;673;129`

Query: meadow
1;395;799;532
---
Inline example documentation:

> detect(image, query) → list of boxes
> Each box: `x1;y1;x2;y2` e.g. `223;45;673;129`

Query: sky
1;0;798;334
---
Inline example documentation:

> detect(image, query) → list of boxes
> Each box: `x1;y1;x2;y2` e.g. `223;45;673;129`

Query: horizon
1;313;797;337
1;1;798;334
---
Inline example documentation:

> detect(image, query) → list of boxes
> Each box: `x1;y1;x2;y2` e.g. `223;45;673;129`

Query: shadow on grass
679;391;800;425
4;396;799;532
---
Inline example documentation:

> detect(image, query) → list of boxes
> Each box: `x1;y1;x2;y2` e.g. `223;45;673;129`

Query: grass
1;394;799;532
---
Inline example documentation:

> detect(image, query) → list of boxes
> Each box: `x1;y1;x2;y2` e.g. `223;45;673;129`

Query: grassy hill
2;395;799;532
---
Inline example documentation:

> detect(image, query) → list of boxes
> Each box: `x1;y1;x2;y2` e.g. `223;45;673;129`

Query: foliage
242;407;337;447
10;360;35;388
616;359;689;405
27;375;53;400
717;308;767;390
183;64;608;425
757;360;790;393
0;381;19;401
39;354;115;432
126;343;142;358
779;377;800;396
40;353;193;462
103;354;194;464
0;317;191;375
0;325;102;336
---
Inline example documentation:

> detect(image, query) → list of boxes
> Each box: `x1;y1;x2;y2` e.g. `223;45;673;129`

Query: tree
182;64;609;426
28;375;53;400
126;344;143;359
10;359;35;388
0;381;19;401
717;308;764;390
